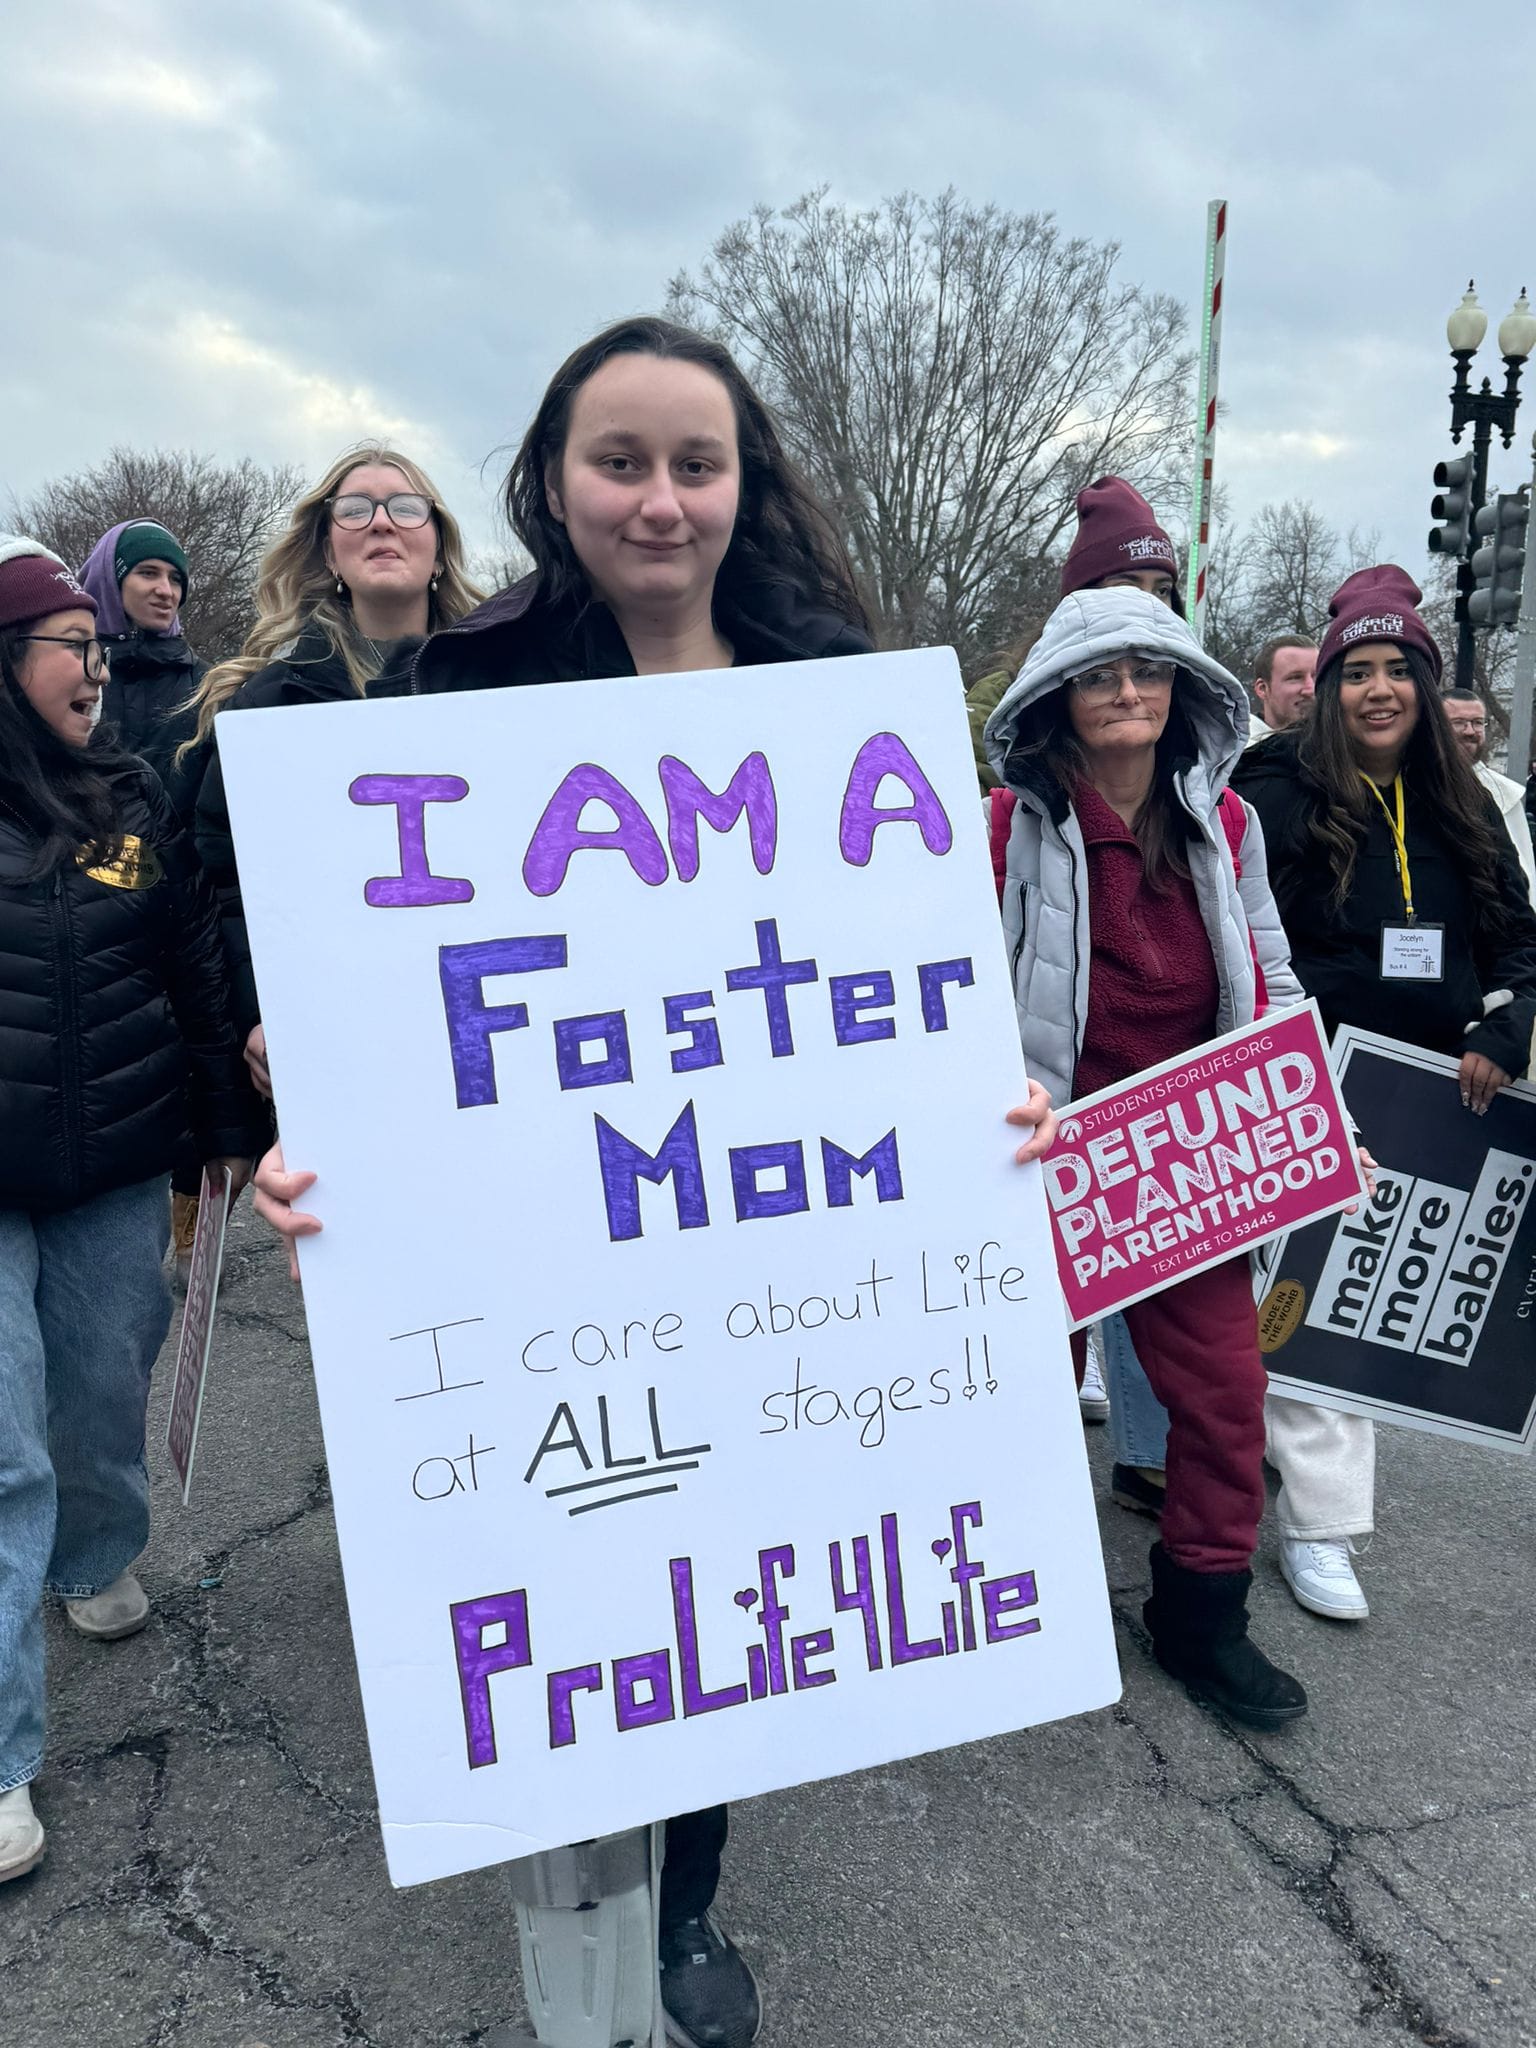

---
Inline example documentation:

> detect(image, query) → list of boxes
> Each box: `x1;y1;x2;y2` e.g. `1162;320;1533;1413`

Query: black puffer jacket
100;630;206;825
1233;733;1536;1076
195;627;424;1037
0;763;262;1211
413;571;871;693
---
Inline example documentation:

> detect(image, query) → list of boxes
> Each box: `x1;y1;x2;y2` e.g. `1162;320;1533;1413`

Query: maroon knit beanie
1060;477;1180;600
0;537;98;630
1315;565;1442;684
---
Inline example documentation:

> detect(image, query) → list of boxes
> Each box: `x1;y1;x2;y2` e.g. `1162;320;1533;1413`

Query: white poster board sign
217;647;1119;1888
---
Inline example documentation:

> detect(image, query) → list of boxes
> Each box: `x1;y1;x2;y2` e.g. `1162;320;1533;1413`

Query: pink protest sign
1045;1002;1363;1330
166;1162;234;1504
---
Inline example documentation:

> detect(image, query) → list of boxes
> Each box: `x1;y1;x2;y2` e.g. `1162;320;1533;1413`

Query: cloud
7;0;1534;586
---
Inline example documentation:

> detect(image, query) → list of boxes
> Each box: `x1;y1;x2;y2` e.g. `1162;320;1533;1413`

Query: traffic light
1468;489;1528;626
1429;453;1476;556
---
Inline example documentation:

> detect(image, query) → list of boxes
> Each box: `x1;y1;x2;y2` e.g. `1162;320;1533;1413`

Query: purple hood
79;521;185;639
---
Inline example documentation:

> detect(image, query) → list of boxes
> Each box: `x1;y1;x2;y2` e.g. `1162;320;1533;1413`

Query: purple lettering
522;764;669;897
917;958;975;1032
829;971;896;1046
613;1648;676;1732
829;1533;884;1671
880;1512;943;1664
439;934;567;1109
548;1663;603;1749
948;1502;985;1653
982;1570;1041;1644
350;773;473;907
670;1558;749;1715
449;1589;532;1769
553;1010;633;1091
594;1101;710;1242
730;1141;810;1222
838;733;954;867
663;992;723;1074
821;1131;903;1208
659;752;778;881
791;1628;837;1689
724;918;818;1057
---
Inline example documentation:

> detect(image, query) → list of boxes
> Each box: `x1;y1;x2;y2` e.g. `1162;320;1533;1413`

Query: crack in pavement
1108;1599;1492;2048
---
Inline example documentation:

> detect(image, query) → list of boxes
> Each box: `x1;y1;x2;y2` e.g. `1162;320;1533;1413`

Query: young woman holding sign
186;446;482;1100
983;583;1328;1731
1231;566;1536;1620
0;540;257;1884
248;317;1059;2048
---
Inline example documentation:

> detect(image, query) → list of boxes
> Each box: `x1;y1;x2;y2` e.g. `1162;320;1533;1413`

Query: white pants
1264;1393;1375;1541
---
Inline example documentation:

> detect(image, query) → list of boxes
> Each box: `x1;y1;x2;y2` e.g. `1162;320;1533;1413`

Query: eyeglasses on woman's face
15;635;112;681
327;491;435;531
1067;657;1176;702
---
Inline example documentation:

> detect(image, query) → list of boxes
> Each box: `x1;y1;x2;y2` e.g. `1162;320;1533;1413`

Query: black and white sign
1257;1027;1536;1452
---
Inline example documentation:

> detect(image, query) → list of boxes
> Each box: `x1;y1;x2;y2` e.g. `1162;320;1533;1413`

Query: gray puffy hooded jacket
982;587;1301;1105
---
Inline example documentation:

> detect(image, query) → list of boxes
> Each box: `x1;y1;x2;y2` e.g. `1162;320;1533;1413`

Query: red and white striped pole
1185;199;1227;639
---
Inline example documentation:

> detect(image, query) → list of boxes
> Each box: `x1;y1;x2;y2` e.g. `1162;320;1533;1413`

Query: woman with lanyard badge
1232;566;1536;1616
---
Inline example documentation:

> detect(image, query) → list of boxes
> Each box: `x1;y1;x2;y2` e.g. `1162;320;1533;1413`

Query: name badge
1379;921;1444;981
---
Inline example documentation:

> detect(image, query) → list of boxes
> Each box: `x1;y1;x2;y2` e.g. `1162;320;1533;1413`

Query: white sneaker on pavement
0;1786;44;1882
65;1571;150;1641
1280;1538;1368;1621
1078;1327;1109;1424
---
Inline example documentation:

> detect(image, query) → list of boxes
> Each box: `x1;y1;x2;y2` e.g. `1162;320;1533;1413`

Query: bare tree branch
9;448;302;661
669;189;1194;657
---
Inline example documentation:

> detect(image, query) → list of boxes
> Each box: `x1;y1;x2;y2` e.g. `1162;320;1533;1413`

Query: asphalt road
2;1203;1532;2048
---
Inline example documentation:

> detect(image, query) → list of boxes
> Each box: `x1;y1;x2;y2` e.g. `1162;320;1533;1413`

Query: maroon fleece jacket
1071;779;1220;1100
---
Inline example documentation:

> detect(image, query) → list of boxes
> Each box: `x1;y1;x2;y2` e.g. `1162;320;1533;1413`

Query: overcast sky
9;0;1534;589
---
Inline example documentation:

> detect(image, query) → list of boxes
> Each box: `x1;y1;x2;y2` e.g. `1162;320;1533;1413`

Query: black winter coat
195;628;424;1037
0;763;262;1211
412;571;872;694
100;630;206;825
1232;734;1536;1077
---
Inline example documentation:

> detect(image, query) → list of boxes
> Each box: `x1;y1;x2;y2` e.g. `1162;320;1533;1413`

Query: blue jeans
1104;1312;1172;1468
0;1176;171;1791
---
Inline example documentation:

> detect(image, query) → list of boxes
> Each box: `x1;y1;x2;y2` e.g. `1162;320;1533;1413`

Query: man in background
1247;636;1317;744
1442;687;1536;899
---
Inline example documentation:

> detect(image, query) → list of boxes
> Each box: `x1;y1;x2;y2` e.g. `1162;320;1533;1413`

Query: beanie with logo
1315;565;1442;684
1060;477;1181;605
0;536;99;630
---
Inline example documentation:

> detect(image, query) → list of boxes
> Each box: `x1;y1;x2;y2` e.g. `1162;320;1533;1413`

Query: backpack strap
989;786;1016;906
1217;788;1267;1017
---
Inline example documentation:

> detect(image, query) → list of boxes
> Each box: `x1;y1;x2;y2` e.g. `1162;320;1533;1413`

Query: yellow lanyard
1361;773;1415;921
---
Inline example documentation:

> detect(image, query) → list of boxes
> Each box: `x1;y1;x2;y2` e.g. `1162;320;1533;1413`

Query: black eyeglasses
327;492;434;530
15;636;111;680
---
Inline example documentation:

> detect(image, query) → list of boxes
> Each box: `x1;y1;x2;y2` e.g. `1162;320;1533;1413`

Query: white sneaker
65;1571;150;1641
0;1785;44;1882
1280;1538;1368;1621
1078;1328;1109;1423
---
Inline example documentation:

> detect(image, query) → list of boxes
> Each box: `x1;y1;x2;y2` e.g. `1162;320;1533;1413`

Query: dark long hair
1004;675;1201;888
0;629;128;876
504;316;869;634
1297;644;1513;924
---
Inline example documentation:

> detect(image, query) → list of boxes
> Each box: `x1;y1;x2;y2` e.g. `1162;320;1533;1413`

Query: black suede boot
1143;1541;1308;1730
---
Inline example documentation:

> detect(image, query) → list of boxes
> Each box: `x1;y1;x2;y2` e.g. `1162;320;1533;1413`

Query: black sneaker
1110;1462;1166;1518
657;1909;762;2048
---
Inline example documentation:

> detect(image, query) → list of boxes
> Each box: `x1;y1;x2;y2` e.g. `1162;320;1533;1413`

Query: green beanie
114;520;188;594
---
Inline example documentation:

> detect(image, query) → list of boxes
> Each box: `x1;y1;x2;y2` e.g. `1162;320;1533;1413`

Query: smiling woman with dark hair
0;538;258;1887
1230;564;1536;1624
244;314;1057;2048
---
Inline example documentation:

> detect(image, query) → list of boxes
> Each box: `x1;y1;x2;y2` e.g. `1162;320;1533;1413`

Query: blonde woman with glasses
186;445;481;1097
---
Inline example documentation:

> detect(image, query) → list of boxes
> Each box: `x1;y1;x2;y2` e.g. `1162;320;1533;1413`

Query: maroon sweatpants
1072;1255;1267;1574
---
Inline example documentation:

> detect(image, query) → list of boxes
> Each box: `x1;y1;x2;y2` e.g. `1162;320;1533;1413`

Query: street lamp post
1438;284;1536;688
